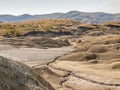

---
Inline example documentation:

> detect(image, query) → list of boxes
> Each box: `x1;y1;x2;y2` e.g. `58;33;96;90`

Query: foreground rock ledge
0;56;54;90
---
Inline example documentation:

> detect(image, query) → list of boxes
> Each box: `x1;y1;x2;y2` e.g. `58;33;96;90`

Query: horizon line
0;10;119;16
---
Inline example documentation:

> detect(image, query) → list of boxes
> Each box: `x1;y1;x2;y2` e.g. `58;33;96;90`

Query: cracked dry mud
46;59;120;90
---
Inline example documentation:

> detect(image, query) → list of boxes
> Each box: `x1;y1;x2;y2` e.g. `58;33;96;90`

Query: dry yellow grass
0;19;81;36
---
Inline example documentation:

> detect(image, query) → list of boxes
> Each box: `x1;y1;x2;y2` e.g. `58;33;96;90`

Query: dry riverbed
0;44;73;67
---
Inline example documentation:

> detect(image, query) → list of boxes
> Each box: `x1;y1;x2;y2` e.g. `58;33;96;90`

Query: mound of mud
88;45;108;53
24;31;73;38
0;37;69;48
0;56;54;90
109;62;120;69
29;38;69;48
58;35;120;63
58;52;98;61
87;31;105;36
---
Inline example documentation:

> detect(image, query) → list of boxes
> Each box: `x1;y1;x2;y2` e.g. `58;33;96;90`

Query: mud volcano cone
0;56;54;90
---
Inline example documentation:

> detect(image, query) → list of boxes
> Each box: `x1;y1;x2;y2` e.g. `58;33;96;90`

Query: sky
0;0;120;15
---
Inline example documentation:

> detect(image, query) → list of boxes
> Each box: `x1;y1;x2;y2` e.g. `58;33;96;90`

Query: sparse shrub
43;25;52;31
9;29;20;37
5;30;10;36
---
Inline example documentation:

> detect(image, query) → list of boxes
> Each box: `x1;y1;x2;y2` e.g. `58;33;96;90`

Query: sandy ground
0;44;73;67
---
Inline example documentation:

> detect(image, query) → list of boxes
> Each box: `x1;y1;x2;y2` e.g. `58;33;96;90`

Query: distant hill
59;11;120;24
0;13;64;22
0;11;120;24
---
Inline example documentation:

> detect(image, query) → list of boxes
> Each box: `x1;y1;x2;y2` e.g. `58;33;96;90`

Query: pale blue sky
0;0;120;15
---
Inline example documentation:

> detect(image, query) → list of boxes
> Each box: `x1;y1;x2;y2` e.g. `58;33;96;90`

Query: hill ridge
0;11;120;24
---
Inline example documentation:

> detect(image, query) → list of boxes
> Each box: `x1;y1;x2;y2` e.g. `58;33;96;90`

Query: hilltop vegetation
0;19;120;37
0;19;80;37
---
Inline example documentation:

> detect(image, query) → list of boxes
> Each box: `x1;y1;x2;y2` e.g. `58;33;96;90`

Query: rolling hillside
0;11;120;24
